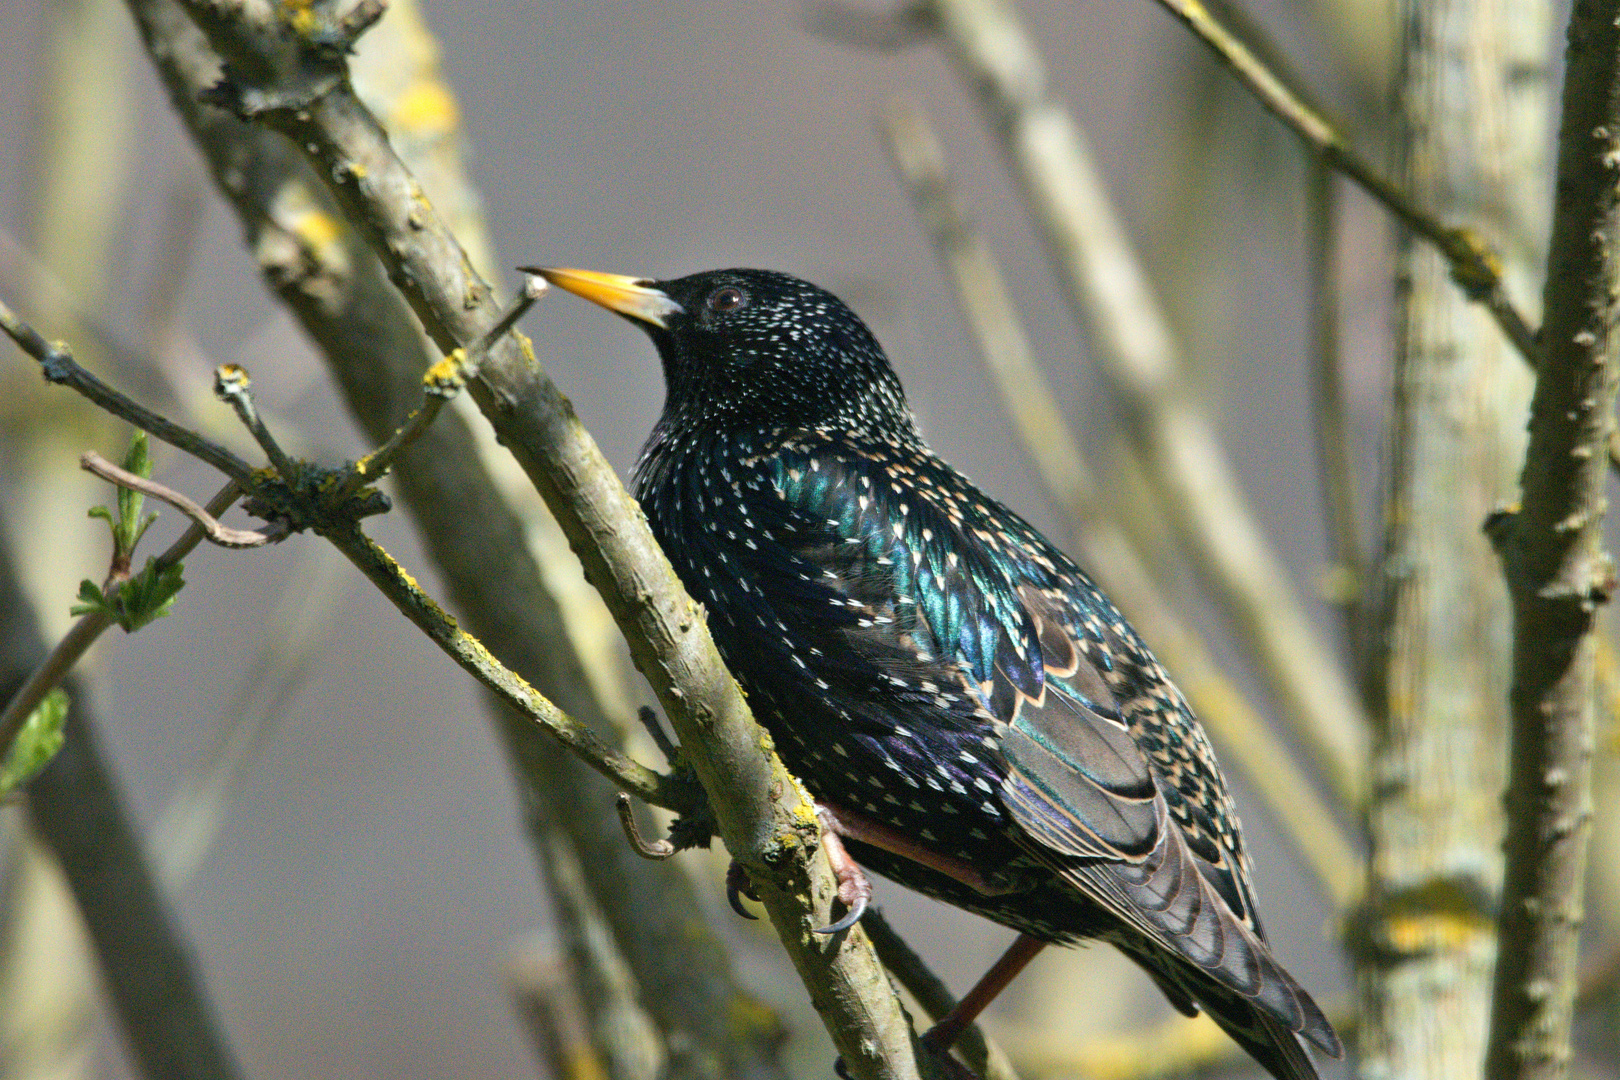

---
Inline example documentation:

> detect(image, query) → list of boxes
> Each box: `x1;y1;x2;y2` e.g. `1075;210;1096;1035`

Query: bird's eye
706;286;746;313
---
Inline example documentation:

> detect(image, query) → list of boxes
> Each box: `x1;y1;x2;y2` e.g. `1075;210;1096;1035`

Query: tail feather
1120;938;1341;1080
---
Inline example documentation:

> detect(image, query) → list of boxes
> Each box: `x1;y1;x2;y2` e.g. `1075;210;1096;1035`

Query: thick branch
1356;0;1546;1074
124;5;791;1070
1484;2;1620;1077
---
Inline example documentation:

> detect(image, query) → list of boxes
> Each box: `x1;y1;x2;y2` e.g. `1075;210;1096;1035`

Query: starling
534;266;1342;1080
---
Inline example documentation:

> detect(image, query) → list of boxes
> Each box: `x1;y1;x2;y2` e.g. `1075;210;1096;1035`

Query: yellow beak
526;267;683;328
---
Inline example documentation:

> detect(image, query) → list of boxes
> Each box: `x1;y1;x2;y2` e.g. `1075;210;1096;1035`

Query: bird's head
532;266;913;438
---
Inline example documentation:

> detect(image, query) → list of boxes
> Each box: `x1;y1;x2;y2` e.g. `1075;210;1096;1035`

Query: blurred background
0;1;1606;1079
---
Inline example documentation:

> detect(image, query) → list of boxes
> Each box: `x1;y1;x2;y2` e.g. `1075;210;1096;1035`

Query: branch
1303;162;1363;621
1;292;687;817
79;452;275;547
125;1;795;1070
0;296;254;481
130;1;919;1072
1355;0;1546;1072
862;909;1019;1080
0;452;238;765
1142;0;1539;364
920;0;1368;807
1484;2;1620;1076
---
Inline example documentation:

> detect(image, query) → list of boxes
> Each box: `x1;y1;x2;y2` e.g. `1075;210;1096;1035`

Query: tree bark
1356;0;1550;1076
1485;2;1620;1076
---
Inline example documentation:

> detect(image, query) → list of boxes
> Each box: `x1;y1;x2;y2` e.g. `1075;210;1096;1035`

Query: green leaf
69;578;110;618
0;689;68;796
113;557;185;632
67;560;185;632
115;431;153;558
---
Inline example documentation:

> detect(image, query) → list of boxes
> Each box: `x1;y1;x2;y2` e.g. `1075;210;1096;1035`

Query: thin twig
862;909;1020;1080
636;705;681;764
0;296;255;482
320;521;690;812
615;793;675;860
211;364;299;481
1142;0;1539;365
922;0;1368;808
878;98;1361;905
79;452;281;548
1303;161;1363;620
338;277;546;503
0;482;240;765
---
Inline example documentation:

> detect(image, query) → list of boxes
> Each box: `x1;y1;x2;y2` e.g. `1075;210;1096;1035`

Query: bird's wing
995;586;1338;1056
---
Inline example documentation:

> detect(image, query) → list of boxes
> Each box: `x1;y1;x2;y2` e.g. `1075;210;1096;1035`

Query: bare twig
79;452;280;548
326;520;692;811
156;0;926;1071
339;277;546;503
615;793;675;860
1303;162;1362;618
862;909;1019;1080
921;0;1368;807
878;98;1360;907
1483;2;1620;1075
1142;0;1538;365
0;296;255;482
211;364;299;481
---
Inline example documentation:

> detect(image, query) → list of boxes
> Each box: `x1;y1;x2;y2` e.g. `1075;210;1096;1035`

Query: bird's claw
726;859;760;920
814;890;869;935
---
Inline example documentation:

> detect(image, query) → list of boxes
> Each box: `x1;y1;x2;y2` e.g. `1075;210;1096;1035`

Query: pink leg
817;802;1022;896
923;934;1047;1053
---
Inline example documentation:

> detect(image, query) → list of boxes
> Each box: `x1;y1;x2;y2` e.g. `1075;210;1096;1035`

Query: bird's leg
816;802;1023;896
727;800;1017;932
922;934;1047;1055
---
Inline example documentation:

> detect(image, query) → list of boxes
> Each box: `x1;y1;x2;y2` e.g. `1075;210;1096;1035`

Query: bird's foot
813;810;872;934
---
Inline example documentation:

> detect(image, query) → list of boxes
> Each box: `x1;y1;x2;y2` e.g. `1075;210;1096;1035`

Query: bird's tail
1124;938;1340;1080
